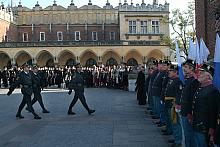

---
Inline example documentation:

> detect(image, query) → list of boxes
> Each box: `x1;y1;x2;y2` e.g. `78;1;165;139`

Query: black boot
42;109;50;113
34;114;41;119
67;110;76;115
16;113;24;119
88;109;95;115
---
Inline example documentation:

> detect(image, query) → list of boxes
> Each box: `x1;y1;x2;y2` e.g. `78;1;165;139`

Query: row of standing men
0;66;131;90
135;59;220;147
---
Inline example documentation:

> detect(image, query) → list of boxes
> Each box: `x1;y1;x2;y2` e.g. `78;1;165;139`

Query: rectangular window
141;21;147;34
129;21;137;34
109;32;115;40
57;31;63;41
152;20;160;34
92;32;98;41
75;31;81;41
40;32;45;41
23;32;28;42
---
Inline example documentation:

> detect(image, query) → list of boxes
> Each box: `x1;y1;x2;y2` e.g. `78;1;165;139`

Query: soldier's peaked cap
183;59;196;68
200;63;214;77
169;64;178;71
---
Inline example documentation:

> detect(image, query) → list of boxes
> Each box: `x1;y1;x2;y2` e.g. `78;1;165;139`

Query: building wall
195;0;220;56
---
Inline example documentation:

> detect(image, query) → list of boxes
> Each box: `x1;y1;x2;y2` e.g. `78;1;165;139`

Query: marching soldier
192;64;220;147
67;63;95;115
28;65;50;113
7;64;41;119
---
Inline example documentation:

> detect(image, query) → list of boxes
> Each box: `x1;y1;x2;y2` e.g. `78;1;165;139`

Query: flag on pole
200;38;210;63
175;42;185;84
213;33;220;91
188;39;197;61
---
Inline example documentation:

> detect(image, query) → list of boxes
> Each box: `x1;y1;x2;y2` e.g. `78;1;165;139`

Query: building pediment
79;5;102;10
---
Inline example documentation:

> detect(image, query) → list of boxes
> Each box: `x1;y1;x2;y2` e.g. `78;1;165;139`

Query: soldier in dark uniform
67;63;95;115
135;65;146;105
28;65;50;113
162;65;183;147
180;59;199;147
192;64;220;147
215;97;220;147
7;64;41;119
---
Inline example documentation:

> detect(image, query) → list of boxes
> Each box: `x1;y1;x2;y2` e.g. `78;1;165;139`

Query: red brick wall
15;24;120;42
0;20;17;42
195;0;220;57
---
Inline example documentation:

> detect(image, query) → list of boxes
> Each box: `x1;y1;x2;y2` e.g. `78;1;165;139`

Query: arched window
127;58;138;66
86;58;97;67
46;58;54;67
66;58;75;67
106;58;118;66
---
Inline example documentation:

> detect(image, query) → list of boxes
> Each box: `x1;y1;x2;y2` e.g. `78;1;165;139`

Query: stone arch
85;58;97;67
106;58;118;66
127;58;138;66
147;49;164;61
36;50;54;67
58;50;76;67
80;50;98;66
14;51;32;67
0;51;11;69
125;50;142;65
102;50;120;66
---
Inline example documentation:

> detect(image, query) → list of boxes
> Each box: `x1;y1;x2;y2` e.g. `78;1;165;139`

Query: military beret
199;63;214;77
183;59;196;68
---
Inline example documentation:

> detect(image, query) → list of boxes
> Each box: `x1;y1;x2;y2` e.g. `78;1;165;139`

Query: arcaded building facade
0;0;170;68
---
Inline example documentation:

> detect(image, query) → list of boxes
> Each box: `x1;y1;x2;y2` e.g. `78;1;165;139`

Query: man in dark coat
67;63;95;115
7;64;41;119
135;66;146;105
27;65;50;113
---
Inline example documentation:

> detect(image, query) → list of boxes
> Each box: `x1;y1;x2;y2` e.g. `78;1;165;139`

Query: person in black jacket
7;64;41;119
67;63;95;115
135;65;146;105
27;65;50;113
192;64;220;147
215;97;220;147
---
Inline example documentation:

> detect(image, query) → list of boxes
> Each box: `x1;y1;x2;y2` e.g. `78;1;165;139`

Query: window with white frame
152;20;160;34
129;21;137;34
40;32;45;41
92;32;98;41
57;31;63;41
140;21;147;34
75;31;81;41
109;32;115;40
23;32;28;42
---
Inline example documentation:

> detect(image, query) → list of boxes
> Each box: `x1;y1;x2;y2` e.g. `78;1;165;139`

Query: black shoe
88;109;95;115
157;123;166;127
170;143;181;147
25;107;31;112
42;109;50;113
34;115;41;119
16;114;24;119
161;129;167;133
168;139;175;144
162;132;172;135
152;116;159;119
68;111;76;115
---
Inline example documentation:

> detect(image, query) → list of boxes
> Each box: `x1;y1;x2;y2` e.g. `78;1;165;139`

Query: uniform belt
165;97;175;100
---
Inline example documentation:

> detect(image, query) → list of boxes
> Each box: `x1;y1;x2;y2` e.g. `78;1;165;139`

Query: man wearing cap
135;65;146;105
192;64;220;147
162;65;183;147
27;65;50;113
7;64;41;119
180;59;199;147
67;63;95;115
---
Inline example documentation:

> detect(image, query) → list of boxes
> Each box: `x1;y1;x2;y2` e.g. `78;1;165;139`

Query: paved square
0;88;169;147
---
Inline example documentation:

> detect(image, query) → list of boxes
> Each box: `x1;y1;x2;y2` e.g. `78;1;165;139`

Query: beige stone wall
0;45;169;68
17;9;118;25
119;12;169;41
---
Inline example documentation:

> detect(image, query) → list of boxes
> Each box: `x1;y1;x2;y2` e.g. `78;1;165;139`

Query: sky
3;0;191;11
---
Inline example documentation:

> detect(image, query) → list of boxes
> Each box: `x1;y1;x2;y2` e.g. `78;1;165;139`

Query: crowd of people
0;64;136;91
135;59;220;147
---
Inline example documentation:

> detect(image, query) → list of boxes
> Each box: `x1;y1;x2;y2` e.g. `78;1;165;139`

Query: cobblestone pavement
0;88;169;147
